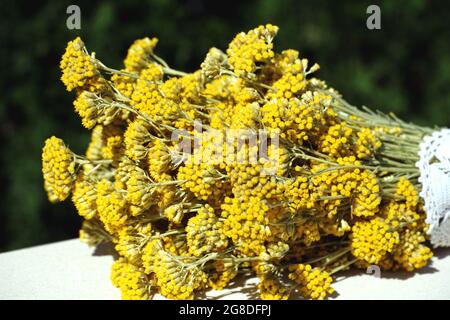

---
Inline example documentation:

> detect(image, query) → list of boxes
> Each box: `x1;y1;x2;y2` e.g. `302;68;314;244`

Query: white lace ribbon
416;129;450;247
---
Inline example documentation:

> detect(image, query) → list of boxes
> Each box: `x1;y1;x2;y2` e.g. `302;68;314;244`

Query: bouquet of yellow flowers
42;25;449;300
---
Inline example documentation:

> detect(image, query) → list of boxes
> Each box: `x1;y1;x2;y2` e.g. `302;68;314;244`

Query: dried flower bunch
42;25;435;300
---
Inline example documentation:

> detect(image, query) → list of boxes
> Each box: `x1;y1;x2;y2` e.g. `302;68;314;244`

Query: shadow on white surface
0;240;449;299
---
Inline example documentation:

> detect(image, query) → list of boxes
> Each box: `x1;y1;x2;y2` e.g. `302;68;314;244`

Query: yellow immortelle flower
42;136;76;202
294;220;322;245
226;143;288;199
200;47;228;79
72;175;97;220
258;276;290;300
163;201;185;224
381;179;423;230
266;50;319;100
352;170;381;217
267;241;290;259
203;75;258;104
126;167;157;212
311;157;381;218
261;91;334;144
130;64;164;113
100;126;125;166
393;228;433;271
355;128;382;159
288;263;334;300
396;177;419;209
96;179;129;234
147;139;173;182
208;260;238;290
163;233;190;256
124;119;153;160
229;102;259;129
178;161;217;201
319;215;351;237
132;70;202;128
186;205;228;256
60;37;105;92
177;141;227;201
161;71;205;104
221;196;271;256
45;25;436;301
115;224;152;266
141;238;163;274
318;122;353;158
272;49;304;75
124;37;159;73
285;176;314;211
85;125;105;161
73;91;130;129
153;250;208;300
227;24;278;77
350;218;400;264
111;71;136;98
111;258;152;300
381;201;422;230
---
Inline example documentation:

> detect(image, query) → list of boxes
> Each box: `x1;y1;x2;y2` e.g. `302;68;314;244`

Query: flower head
60;37;105;92
350;218;399;264
124;37;159;72
186;205;228;256
227;24;278;77
42;136;76;202
288;263;334;300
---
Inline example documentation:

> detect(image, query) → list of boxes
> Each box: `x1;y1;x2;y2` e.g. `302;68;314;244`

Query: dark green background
1;0;449;252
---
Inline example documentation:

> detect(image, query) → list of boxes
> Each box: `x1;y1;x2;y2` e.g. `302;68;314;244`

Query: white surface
0;239;449;300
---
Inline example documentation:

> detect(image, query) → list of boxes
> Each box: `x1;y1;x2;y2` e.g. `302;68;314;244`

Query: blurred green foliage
1;0;449;251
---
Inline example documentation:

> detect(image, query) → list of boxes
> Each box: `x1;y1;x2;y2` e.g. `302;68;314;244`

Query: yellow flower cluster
186;205;228;256
124;119;153;161
310;157;381;218
221;196;271;256
355;128;382;159
115;223;153;265
72;175;97;219
396;177;419;209
227;24;278;77
393;228;433;271
350;218;399;264
152;250;208;299
258;276;290;300
177;159;223;201
208;260;239;290
96;179;129;234
73;91;129;129
43;25;435;301
319;123;353;158
42;136;76;202
60;37;102;92
226;143;287;200
111;72;136;99
261;92;335;144
147;139;174;182
124;37;159;73
288;264;334;300
111;258;151;300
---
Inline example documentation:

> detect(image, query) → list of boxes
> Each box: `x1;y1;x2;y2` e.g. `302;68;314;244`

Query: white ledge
0;239;449;300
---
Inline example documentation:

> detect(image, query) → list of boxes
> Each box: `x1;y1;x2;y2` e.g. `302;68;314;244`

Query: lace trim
416;129;450;247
